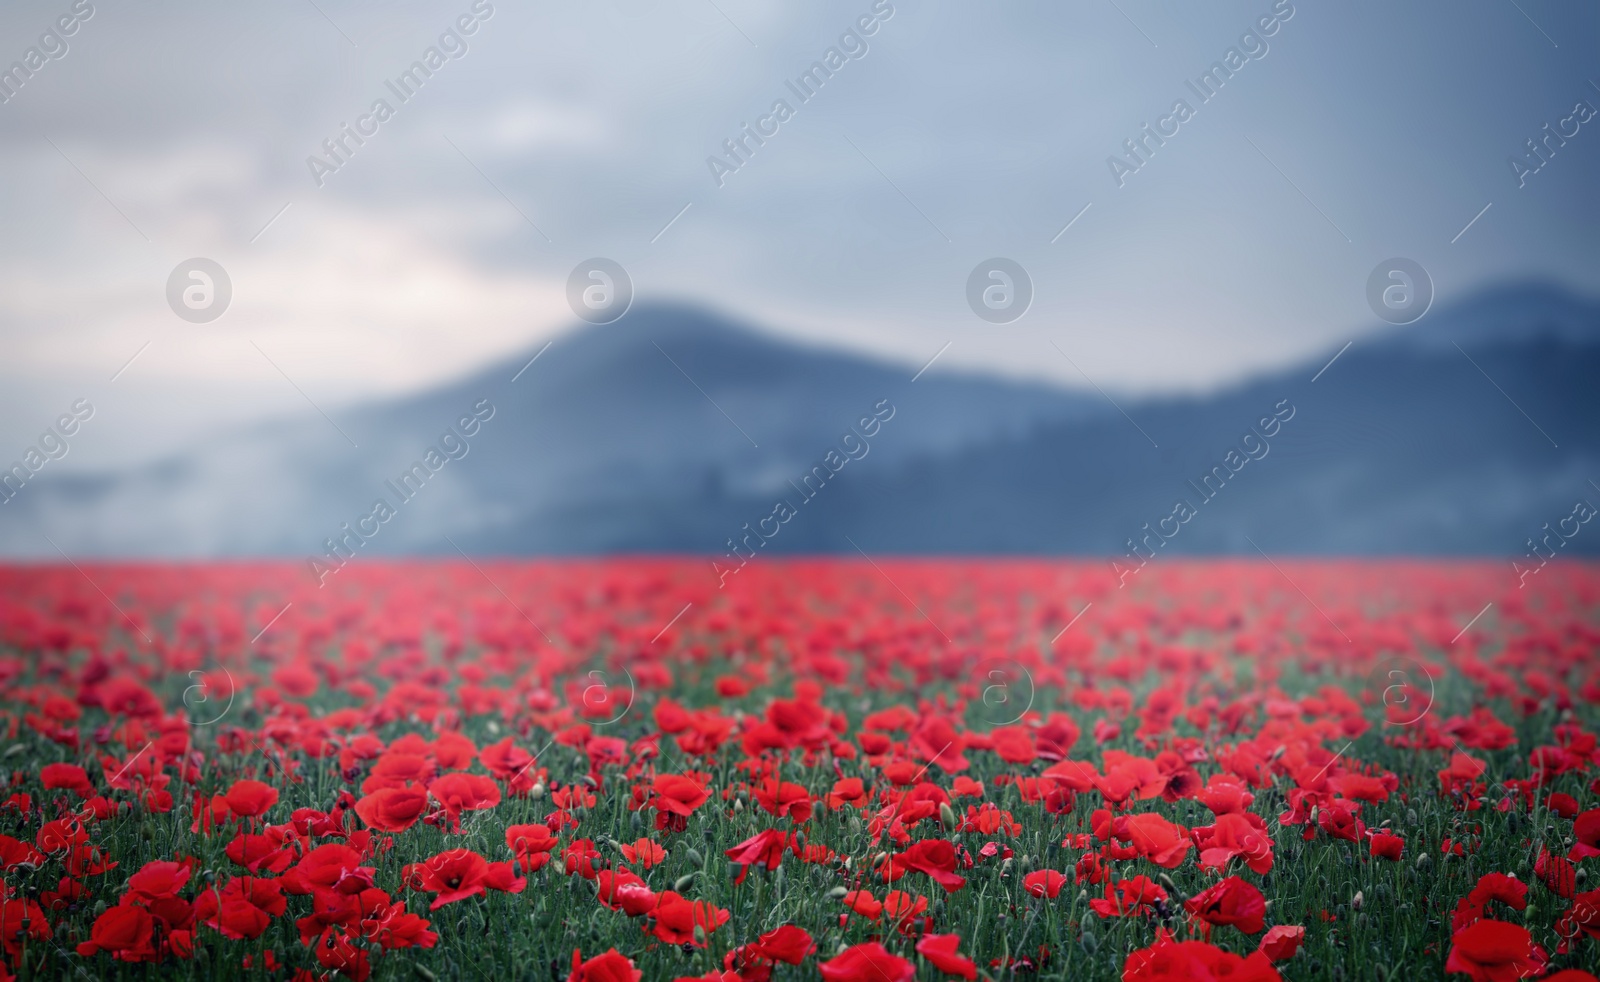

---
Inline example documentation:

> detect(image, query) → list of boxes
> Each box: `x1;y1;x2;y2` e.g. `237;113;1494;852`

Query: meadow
0;558;1596;981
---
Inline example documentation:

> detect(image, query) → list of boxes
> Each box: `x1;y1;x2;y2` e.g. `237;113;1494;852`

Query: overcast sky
2;0;1597;467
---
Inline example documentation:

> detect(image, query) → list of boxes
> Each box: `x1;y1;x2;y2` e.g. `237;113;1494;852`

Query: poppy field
1;558;1598;982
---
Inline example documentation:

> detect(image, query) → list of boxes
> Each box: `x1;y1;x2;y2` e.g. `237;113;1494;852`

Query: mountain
695;282;1600;558
0;303;1099;558
3;285;1596;561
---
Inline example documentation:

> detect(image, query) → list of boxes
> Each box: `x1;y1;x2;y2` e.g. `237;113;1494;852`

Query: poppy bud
674;873;698;892
733;799;743;813
687;849;704;867
529;784;546;801
693;926;707;946
1082;930;1097;952
1415;852;1431;869
848;816;862;836
828;887;849;899
939;802;958;830
813;800;827;821
1351;890;1364;911
413;967;438;981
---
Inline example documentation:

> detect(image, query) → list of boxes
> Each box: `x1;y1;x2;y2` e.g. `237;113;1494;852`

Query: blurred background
0;0;1597;560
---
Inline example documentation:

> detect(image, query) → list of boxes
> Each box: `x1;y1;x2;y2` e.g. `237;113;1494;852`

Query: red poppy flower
194;876;286;939
819;942;916;982
754;924;814;964
753;779;813;821
77;904;158;962
1121;812;1192;868
916;933;977;980
568;948;642;982
1196;815;1280;876
1571;809;1600;861
1023;869;1067;899
595;869;657;916
224;829;296;875
362;752;436;793
1199;775;1255;816
0;899;51;961
35;816;88;853
651;773;711;816
1124;930;1281;981
506;822;560;870
40;762;94;798
314;928;370;982
222;779;279;819
1560;888;1600;942
841;889;883;921
1317;799;1366;843
827;777;870;810
405;848;525;909
1258;925;1305;962
427;772;502;823
1549;793;1586;819
890;839;967;893
882;890;930;932
1186;876;1266;935
1369;830;1405;861
724;829;797;885
650;891;729;946
957;802;1021;837
1537;848;1577;899
280;844;375;897
1090;876;1169;918
0;834;45;871
1445;920;1547;982
990;725;1037;764
126;859;192;901
619;837;666;869
354;786;430;833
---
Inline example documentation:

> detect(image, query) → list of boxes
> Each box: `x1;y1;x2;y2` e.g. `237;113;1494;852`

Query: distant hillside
2;285;1596;559
0;304;1097;557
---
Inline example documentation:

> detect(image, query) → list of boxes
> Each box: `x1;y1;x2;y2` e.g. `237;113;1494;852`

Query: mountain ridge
3;282;1597;558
